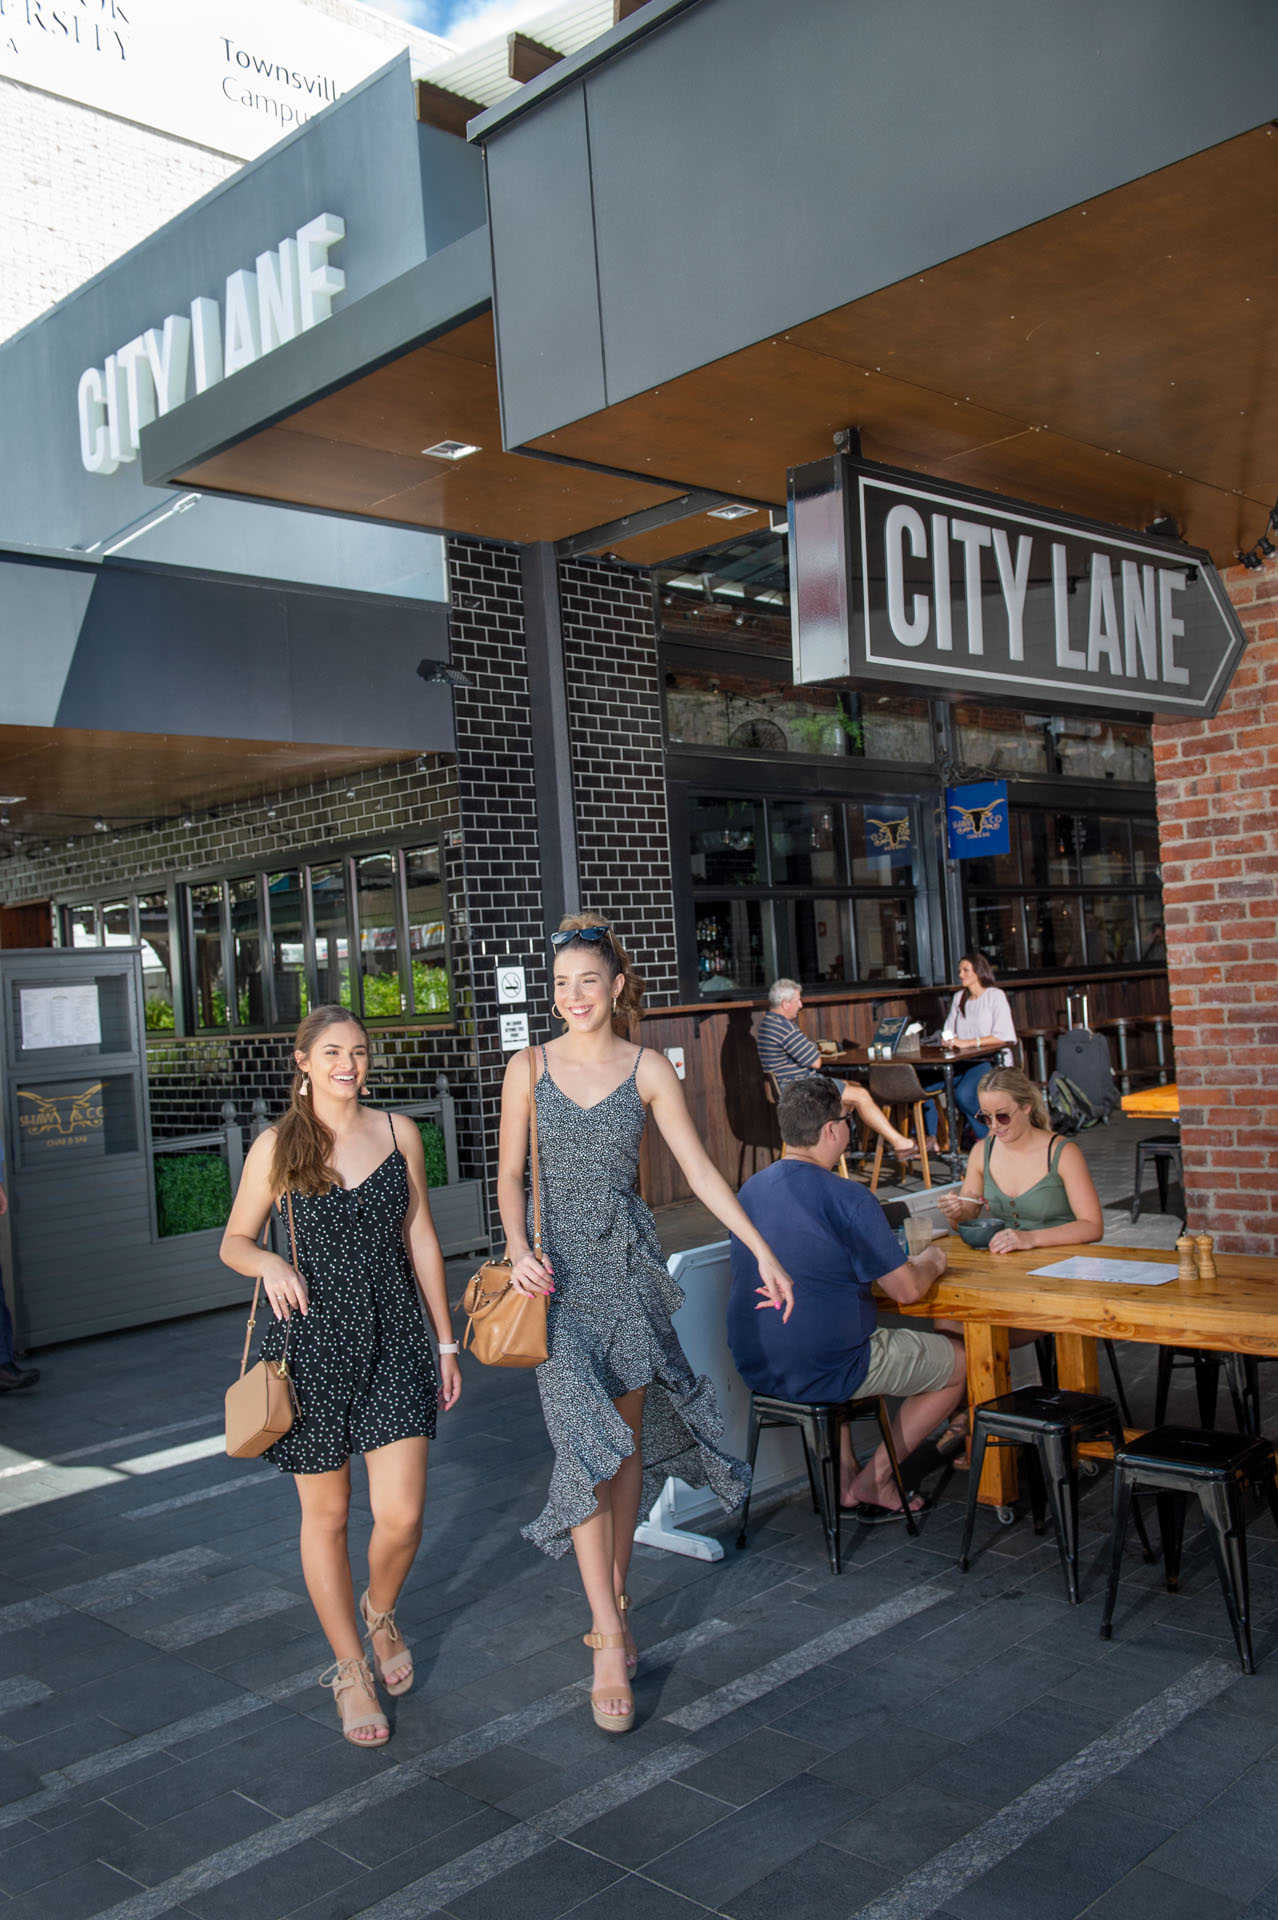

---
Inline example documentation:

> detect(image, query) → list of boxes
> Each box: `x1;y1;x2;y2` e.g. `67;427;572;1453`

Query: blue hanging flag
946;781;1009;860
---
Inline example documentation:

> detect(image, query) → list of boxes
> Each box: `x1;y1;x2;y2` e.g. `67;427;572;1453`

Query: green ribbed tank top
982;1135;1070;1231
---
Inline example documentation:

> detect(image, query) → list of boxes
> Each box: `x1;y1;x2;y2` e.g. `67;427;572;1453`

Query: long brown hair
269;1005;371;1197
978;1065;1050;1131
958;950;996;1014
553;912;645;1032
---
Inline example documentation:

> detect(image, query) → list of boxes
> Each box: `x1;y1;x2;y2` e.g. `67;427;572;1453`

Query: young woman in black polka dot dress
498;915;794;1734
222;1006;460;1748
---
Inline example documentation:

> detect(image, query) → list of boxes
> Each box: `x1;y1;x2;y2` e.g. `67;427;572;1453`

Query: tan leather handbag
225;1192;302;1457
462;1048;550;1368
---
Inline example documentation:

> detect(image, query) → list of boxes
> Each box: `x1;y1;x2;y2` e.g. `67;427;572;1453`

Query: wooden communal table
1121;1082;1179;1120
822;1039;1005;1180
893;1238;1278;1514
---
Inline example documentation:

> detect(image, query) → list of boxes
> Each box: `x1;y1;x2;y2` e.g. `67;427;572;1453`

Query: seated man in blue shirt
728;1074;963;1518
757;979;917;1161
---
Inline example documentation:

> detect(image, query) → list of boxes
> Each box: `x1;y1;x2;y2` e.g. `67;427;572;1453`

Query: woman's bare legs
295;1464;383;1745
609;1389;646;1668
570;1387;645;1718
364;1436;429;1688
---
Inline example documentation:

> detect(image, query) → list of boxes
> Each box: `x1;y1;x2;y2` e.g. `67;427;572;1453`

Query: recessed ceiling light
0;794;26;804
707;503;760;521
421;440;482;461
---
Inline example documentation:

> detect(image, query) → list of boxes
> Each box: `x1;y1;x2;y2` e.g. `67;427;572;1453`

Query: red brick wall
1153;565;1277;1254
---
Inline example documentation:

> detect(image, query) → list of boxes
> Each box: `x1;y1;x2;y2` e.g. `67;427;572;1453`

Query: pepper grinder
1194;1233;1218;1283
1176;1235;1198;1284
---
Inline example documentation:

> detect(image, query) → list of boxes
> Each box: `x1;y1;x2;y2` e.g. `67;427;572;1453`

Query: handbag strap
238;1193;300;1379
529;1045;542;1260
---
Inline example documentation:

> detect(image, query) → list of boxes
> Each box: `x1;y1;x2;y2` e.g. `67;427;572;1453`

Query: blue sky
362;0;558;49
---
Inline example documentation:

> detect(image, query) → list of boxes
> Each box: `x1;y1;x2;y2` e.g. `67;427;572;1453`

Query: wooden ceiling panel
0;727;414;840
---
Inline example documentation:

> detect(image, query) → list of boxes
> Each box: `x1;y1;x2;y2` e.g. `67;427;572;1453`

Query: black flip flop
840;1495;932;1525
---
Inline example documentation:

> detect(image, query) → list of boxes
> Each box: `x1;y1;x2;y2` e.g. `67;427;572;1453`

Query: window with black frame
688;791;920;996
57;832;451;1034
962;807;1163;974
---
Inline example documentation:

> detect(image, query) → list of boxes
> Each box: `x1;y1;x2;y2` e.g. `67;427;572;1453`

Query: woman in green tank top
937;1067;1103;1253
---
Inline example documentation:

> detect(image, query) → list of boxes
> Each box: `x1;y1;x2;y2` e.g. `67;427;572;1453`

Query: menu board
19;985;102;1051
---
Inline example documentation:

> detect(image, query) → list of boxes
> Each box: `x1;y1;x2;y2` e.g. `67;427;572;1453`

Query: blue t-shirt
728;1159;905;1403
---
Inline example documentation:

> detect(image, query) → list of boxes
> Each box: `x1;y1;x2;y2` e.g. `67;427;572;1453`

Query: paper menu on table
1029;1257;1178;1287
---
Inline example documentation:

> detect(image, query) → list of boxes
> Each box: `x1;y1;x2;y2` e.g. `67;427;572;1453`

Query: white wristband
438;1342;460;1354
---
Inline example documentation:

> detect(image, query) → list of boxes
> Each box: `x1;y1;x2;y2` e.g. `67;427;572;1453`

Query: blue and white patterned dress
523;1047;749;1557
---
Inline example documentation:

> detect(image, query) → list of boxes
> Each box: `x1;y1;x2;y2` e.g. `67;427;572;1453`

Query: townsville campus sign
788;455;1247;718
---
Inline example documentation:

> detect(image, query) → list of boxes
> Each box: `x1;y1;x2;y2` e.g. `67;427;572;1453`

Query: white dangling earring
300;1075;309;1098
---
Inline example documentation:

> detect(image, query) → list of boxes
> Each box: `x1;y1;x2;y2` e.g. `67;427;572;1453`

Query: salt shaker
1176;1235;1197;1284
1194;1233;1218;1283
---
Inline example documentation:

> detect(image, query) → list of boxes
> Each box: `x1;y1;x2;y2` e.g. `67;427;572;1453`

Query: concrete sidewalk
5;1114;1277;1920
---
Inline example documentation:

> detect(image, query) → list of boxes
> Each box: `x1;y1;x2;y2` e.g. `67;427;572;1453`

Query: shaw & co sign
788;455;1246;717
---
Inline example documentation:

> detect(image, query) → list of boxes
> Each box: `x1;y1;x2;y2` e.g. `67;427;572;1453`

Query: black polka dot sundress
258;1111;438;1474
523;1046;749;1557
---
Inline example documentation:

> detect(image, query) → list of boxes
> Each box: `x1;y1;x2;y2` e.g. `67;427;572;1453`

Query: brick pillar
1152;564;1277;1253
448;537;552;1229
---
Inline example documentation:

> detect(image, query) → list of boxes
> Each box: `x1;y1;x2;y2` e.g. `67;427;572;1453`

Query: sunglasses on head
980;1107;1018;1126
551;927;615;952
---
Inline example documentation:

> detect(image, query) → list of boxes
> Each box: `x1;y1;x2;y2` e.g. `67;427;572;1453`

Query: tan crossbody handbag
462;1047;550;1367
225;1191;302;1458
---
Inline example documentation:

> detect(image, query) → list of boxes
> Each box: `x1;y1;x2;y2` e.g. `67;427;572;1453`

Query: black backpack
1047;1072;1100;1134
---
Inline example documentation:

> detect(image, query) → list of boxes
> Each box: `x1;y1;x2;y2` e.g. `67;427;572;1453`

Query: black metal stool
958;1387;1149;1603
736;1392;916;1574
1153;1347;1260;1436
1130;1133;1183;1223
1101;1425;1278;1673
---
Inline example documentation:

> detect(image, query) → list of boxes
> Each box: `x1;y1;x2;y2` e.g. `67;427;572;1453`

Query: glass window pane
858;693;932;762
1025;895;1083;969
137;892;175;1031
102;900;132;946
688;795;763;886
268;871;309;1028
405;845;450;1015
357;852;403;1019
854;898;916;981
695;900;768;996
1021;811;1078;885
1077;815;1133;884
1054;715;1153;782
769;800;841;886
190;883;228;1029
847;804;916;885
791;898;848;984
229;876;265;1026
311;864;352;1011
967;896;1026;973
955;705;1051;774
959;809;1020;887
66;905;99;946
1137;897;1166;962
1084;894;1138;966
1131;817;1162;884
664;674;929;761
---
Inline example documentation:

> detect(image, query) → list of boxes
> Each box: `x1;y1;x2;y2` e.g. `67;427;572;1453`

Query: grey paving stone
105;1714;344;1823
569;1779;731;1869
281;1806;516;1920
180;1837;367;1920
827;1780;992;1874
723;1838;892;1919
443;1835;622;1920
646;1773;859;1907
1082;1862;1242;1920
321;1775;492;1867
1101;1702;1278;1827
236;1736;400;1816
921;1692;1116;1809
99;1788;280;1886
0;1858;147;1920
675;1727;830;1806
51;1658;244;1738
809;1710;963;1801
1241;1877;1278;1919
0;1799;146;1893
1144;1762;1278;1902
565;1873;716;1918
438;1742;573;1813
900;1643;1084;1739
946;1799;1171;1920
4;1713;133;1775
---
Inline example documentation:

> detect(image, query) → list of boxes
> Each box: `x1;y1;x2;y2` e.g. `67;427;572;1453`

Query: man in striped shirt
757;980;919;1161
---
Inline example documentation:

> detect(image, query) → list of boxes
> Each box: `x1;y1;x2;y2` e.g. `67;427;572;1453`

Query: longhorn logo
17;1083;105;1139
867;817;912;851
949;801;1005;840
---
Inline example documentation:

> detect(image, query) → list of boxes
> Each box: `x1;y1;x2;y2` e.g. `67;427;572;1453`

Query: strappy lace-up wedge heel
319;1655;388;1746
359;1589;414;1696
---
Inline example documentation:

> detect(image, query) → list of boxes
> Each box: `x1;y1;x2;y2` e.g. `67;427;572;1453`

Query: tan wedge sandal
583;1630;634;1734
319;1655;389;1747
359;1589;414;1697
617;1592;638;1677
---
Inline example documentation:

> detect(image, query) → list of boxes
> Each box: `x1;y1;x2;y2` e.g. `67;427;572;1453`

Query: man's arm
876;1242;947;1305
782;1019;821;1070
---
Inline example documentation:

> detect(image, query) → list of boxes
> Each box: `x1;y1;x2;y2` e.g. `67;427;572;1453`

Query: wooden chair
866;1062;932;1192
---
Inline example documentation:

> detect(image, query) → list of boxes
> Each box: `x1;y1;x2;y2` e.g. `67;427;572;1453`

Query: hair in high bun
268;1005;371;1197
553;913;645;1031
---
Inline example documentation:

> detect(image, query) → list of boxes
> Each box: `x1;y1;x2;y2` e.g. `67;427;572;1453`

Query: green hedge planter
155;1151;232;1238
418;1120;448;1188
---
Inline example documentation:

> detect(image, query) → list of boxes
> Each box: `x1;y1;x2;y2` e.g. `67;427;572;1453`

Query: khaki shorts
858;1326;958;1399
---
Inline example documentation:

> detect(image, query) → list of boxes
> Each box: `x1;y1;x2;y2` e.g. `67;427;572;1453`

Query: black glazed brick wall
559;557;678;1007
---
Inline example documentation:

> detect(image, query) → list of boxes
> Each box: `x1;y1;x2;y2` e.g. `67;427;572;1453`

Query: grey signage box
789;454;1248;717
0;948;245;1346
